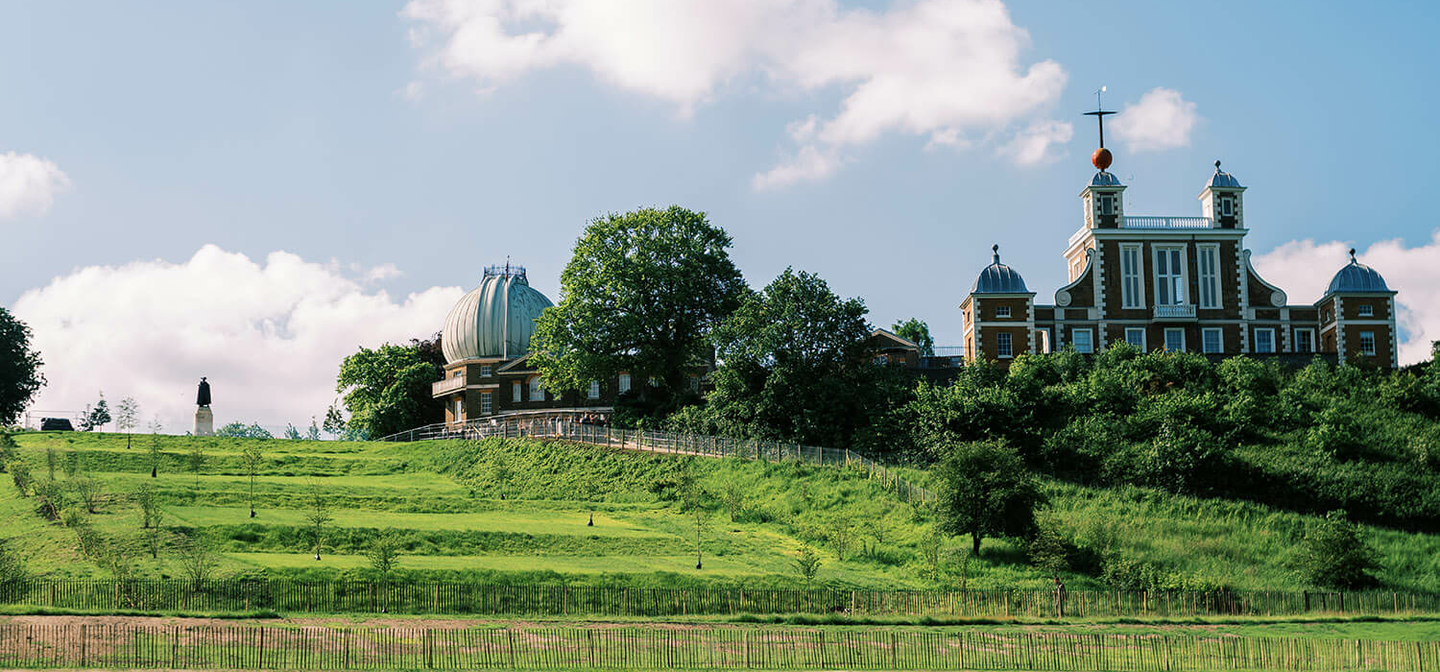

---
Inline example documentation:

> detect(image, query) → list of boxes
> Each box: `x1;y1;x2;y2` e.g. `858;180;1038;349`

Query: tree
186;442;206;491
147;433;162;478
241;445;263;518
0;308;45;426
323;404;346;439
73;477;104;513
828;513;853;561
891;318;935;357
1027;519;1071;581
721;480;745;522
216;422;273;439
532;206;746;412
703;268;899;447
367;532;402;581
135;483;161;529
144;506;166;559
1297;510;1380;589
793;544;822;588
306;418;322;441
284;423;302;440
176;533;218;590
305;484;333;560
336;343;443;440
7;459;31;495
116;397;139;449
919;526;945;580
86;393;112;432
935;438;1045;556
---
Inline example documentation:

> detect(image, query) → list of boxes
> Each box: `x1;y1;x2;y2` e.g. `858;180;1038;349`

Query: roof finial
1349;248;1357;262
1084;86;1116;170
1215;159;1222;172
992;244;1000;264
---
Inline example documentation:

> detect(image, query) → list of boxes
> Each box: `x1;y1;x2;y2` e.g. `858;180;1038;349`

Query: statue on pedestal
194;377;214;437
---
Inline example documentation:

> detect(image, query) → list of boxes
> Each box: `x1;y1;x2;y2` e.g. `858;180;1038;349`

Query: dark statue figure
196;377;212;407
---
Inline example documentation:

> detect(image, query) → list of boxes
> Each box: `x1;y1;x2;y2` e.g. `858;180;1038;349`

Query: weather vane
1084;85;1116;170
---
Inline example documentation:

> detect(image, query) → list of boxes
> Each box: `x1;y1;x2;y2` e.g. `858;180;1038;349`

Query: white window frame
1070;329;1094;354
1099;194;1115;215
588;380;601;399
1360;331;1377;356
512;381;521;403
1202;328;1223;354
997;332;1013;358
1153;245;1189;307
1196;244;1221;309
454;397;463;420
1124;328;1146;350
529;378;545;402
1070;258;1084;281
479;364;492;377
1221;196;1234;217
1037;329;1051;354
1120;243;1145;309
995;306;1012;318
618;373;631;394
1294;328;1315;353
1254;328;1276;354
480;393;492;415
1164;328;1186;353
1358;305;1374;317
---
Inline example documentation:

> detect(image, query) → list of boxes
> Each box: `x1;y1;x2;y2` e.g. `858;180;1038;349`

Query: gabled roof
868;328;920;351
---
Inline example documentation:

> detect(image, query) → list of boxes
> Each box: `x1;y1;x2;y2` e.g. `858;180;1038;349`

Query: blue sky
3;1;1439;429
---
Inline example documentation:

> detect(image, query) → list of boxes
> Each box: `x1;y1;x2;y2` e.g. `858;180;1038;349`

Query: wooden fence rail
0;623;1435;670
2;581;1437;618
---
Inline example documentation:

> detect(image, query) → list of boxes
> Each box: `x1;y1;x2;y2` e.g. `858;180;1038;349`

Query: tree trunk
972;533;982;557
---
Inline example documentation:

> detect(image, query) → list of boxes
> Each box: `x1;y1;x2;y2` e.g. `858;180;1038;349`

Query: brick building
961;158;1400;369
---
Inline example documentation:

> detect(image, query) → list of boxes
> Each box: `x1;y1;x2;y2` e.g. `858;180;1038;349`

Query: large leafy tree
532;206;745;406
891;318;934;357
336;341;444;439
701;268;897;447
0;308;45;426
935;438;1045;556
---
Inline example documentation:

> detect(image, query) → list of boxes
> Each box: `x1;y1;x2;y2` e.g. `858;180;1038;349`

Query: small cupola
970;245;1031;294
1325;249;1394;296
1199;160;1246;229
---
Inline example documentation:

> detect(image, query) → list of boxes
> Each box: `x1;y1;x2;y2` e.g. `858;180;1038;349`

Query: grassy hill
4;430;1439;594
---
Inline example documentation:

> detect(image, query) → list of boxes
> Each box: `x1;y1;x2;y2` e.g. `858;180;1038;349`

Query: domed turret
1325;249;1392;295
441;265;553;364
970;245;1030;294
1208;160;1243;188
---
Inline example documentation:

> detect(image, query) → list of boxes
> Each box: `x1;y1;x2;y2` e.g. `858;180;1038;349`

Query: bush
1295;510;1380;589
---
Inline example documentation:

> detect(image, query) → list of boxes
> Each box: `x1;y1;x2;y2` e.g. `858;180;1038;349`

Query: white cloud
1252;234;1440;365
1113;87;1199;153
997;119;1073;166
402;0;1068;187
10;245;462;432
0;152;70;219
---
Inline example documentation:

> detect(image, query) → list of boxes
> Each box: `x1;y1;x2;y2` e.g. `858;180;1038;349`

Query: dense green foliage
0;308;45;426
215;423;274;439
532;206;746;414
891;318;934;357
672;269;909;448
935;439;1044;555
909;344;1440;530
336;340;444;440
1297;510;1381;589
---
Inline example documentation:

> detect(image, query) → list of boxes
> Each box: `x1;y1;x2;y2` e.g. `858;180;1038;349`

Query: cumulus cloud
11;245;462;432
0;151;70;219
1113;87;1199;153
997;120;1073;166
1252;234;1440;365
402;0;1068;187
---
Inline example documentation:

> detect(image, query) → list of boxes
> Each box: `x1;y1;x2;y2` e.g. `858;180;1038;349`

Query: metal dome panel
1090;171;1122;187
1326;259;1392;294
970;247;1030;294
441;270;554;364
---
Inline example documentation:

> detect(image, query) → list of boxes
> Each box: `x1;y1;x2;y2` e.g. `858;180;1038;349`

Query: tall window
1099;194;1114;215
588;381;601;399
1202;328;1223;354
454;397;463;420
1125;328;1146;349
1196;246;1220;309
480;393;492;415
1295;329;1315;353
512;381;521;403
995;306;1012;318
530;378;545;402
1254;328;1276;354
1220;197;1234;216
1360;332;1377;356
1070;329;1094;354
1155;247;1185;306
997;332;1013;358
1120;244;1143;309
1164;328;1186;352
618;373;631;394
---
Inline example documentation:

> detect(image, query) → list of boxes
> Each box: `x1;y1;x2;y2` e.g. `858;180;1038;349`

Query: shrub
1295;510;1380;589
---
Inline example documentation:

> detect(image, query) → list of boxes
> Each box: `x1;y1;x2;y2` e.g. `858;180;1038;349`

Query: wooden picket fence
3;580;1438;619
1;623;1436;670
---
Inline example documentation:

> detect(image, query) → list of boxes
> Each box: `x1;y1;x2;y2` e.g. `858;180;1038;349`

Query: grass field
5;431;1440;595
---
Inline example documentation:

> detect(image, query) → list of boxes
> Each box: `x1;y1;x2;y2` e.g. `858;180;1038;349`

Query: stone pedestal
194;406;214;437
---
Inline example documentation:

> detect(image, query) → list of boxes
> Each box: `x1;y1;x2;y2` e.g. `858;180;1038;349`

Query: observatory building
433;265;616;424
959;107;1400;369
